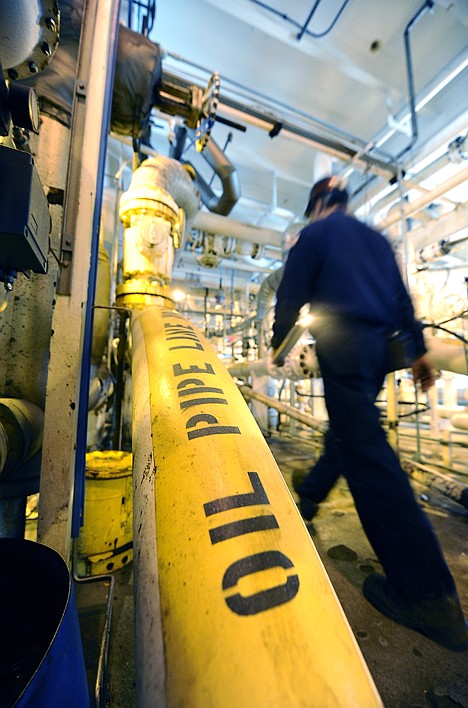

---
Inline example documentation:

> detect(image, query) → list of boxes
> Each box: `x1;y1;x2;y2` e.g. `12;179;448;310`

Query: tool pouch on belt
386;330;417;373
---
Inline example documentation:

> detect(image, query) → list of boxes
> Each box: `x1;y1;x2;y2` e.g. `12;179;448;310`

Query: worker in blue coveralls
270;176;468;652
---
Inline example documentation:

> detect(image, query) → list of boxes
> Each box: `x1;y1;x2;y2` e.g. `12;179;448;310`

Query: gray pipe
0;399;44;476
185;130;241;215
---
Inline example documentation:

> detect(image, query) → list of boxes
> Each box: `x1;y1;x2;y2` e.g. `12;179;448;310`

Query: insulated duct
255;266;284;357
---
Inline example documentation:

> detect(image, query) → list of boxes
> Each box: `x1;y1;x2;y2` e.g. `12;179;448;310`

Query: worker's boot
292;469;319;521
363;573;468;652
297;497;319;521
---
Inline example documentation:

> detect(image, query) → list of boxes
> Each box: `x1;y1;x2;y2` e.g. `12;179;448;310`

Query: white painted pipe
425;332;467;376
377;165;468;230
192;211;282;247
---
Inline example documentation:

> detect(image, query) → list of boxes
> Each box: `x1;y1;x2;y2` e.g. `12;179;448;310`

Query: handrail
131;304;382;707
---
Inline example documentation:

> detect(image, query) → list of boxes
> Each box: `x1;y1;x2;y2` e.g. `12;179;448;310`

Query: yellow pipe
131;305;382;708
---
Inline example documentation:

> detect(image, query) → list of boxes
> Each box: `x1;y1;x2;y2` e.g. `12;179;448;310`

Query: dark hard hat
304;176;348;217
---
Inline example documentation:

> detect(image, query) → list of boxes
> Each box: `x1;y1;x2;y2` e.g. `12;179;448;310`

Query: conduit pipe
397;0;435;159
131;305;381;708
192;210;282;247
88;234;114;411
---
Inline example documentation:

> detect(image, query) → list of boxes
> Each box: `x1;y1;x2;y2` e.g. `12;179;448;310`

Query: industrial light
297;309;314;329
172;289;186;302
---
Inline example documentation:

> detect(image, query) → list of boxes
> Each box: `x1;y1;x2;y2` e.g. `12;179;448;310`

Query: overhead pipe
131;304;382;708
192;211;282;247
377;163;468;231
171;272;261;293
163;68;395;179
174;251;277;274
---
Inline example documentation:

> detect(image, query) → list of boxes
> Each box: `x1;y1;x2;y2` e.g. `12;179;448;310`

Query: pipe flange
116;279;175;310
119;189;179;225
2;0;60;80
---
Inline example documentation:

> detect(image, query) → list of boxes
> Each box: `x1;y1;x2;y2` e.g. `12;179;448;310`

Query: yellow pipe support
131;305;382;708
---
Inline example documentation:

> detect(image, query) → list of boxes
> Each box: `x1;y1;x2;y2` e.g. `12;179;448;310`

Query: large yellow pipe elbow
131;305;382;708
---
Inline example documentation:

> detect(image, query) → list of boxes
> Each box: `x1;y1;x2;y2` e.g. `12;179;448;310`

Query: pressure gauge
8;83;41;133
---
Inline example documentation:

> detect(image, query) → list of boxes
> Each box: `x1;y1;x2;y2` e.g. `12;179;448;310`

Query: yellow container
77;451;133;575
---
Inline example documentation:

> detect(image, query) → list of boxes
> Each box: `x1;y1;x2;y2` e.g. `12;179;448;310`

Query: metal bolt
28;61;39;74
41;41;52;56
45;16;57;31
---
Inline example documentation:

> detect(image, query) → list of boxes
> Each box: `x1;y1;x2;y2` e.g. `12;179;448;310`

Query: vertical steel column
37;0;121;559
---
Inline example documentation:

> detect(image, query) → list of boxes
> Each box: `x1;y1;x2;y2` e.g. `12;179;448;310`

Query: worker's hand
266;349;284;377
412;354;436;392
271;348;285;368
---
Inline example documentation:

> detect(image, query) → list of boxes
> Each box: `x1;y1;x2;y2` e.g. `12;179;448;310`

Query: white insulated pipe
377;165;468;231
192;211;283;247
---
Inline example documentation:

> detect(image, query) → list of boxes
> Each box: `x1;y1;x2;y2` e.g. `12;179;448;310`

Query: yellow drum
77;451;133;575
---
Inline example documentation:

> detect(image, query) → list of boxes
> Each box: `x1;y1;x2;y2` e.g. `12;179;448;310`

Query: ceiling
125;0;468;307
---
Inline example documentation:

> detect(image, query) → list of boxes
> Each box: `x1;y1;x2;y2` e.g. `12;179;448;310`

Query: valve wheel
195;71;220;153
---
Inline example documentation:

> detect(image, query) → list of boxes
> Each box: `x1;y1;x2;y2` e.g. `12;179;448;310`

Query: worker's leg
295;428;342;505
320;367;456;600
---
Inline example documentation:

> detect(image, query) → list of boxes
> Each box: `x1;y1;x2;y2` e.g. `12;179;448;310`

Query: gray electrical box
0;144;51;274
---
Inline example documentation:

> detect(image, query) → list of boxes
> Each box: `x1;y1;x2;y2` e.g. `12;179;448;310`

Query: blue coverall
271;210;456;601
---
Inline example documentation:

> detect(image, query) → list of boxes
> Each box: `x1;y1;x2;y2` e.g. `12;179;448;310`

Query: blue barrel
0;538;90;707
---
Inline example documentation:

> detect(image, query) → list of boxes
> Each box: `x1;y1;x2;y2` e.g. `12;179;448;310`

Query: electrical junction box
0;144;50;274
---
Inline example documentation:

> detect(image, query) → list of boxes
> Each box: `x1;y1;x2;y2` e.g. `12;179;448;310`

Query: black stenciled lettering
162;310;185;320
185;413;240;440
204;472;268;516
169;341;204;351
177;378;205;388
222;551;300;616
173;363;215;377
164;322;195;333
209;515;279;544
187;425;241;439
166;333;199;341
179;387;225;397
177;379;225;397
180;397;228;410
165;326;199;341
164;323;204;351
